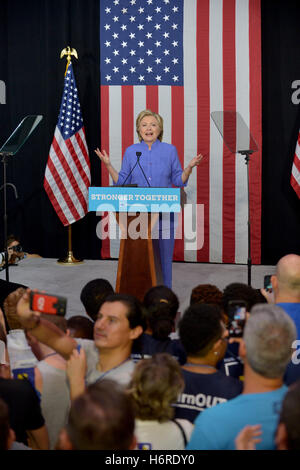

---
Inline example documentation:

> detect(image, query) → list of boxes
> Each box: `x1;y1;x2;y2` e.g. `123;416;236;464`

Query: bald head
273;254;300;301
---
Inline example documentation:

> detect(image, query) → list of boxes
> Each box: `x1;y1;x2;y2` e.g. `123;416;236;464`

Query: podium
89;187;181;301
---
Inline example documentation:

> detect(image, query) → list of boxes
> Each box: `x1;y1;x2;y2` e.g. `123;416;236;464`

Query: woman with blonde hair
127;353;193;450
95;109;203;288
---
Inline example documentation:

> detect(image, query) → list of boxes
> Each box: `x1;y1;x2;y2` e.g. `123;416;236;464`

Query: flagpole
57;46;83;266
57;224;83;265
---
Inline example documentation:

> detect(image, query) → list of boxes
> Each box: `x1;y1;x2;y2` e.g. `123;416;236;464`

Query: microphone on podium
121;151;140;187
136;152;150;187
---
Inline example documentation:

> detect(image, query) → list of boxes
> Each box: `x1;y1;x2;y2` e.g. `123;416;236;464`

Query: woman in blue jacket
95;109;203;288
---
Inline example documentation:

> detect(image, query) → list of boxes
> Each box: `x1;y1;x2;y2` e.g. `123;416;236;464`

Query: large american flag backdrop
100;0;262;264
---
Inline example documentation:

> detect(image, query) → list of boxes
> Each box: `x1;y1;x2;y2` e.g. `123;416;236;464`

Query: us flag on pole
44;62;91;226
291;130;300;198
100;0;262;264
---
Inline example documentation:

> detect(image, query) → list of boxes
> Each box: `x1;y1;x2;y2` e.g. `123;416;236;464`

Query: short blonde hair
127;353;184;422
136;109;164;142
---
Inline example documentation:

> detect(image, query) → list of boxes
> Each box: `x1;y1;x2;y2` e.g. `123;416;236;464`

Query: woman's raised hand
94;148;110;167
95;148;119;183
189;153;204;169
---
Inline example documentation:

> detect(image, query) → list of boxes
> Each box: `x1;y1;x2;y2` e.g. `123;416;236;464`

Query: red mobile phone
29;291;67;316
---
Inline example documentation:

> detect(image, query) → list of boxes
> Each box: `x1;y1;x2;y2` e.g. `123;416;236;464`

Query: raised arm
94;148;119;183
0;308;7;336
66;347;87;400
235;425;262;450
181;154;204;184
16;290;77;360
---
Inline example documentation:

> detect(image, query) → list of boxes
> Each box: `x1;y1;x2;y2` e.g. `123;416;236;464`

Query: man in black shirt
173;303;242;423
0;377;48;449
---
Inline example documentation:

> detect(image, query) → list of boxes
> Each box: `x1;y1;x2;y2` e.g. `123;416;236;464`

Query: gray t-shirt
75;339;135;386
9;441;31;450
36;360;70;449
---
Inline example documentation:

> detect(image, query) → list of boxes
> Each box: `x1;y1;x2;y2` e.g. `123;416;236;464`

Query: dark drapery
0;0;101;260
261;0;300;263
0;0;299;265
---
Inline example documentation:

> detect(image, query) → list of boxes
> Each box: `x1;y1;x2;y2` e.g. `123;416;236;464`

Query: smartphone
29;291;67;316
264;274;273;293
228;300;247;338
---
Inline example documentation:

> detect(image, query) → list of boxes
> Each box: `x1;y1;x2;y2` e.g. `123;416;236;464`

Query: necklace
96;357;130;382
43;352;58;359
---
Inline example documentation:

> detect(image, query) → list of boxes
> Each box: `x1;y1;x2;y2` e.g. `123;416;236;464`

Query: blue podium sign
89;187;181;213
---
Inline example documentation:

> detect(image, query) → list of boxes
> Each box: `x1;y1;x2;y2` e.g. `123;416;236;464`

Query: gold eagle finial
60;47;78;75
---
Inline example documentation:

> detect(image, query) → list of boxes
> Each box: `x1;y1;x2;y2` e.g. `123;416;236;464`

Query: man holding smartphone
262;254;300;387
15;291;146;395
268;254;300;339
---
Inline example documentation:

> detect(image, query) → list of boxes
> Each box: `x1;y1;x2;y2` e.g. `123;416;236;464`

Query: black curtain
0;0;299;264
0;0;101;260
261;0;300;264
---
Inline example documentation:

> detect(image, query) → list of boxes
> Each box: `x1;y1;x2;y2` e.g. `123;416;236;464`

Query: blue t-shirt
277;303;300;339
131;333;187;365
173;369;243;423
116;140;186;188
217;342;244;380
284;360;300;386
186;385;287;450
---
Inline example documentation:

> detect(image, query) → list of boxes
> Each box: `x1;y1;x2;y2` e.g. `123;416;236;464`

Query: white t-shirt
135;418;194;450
75;338;135;386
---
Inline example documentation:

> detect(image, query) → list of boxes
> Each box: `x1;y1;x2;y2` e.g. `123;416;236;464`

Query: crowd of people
0;253;299;451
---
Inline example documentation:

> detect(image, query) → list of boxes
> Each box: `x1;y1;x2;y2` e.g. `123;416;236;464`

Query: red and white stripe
44;127;91;226
100;0;262;264
291;131;300;198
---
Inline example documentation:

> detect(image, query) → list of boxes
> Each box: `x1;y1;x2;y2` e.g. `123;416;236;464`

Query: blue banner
89;187;181;213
